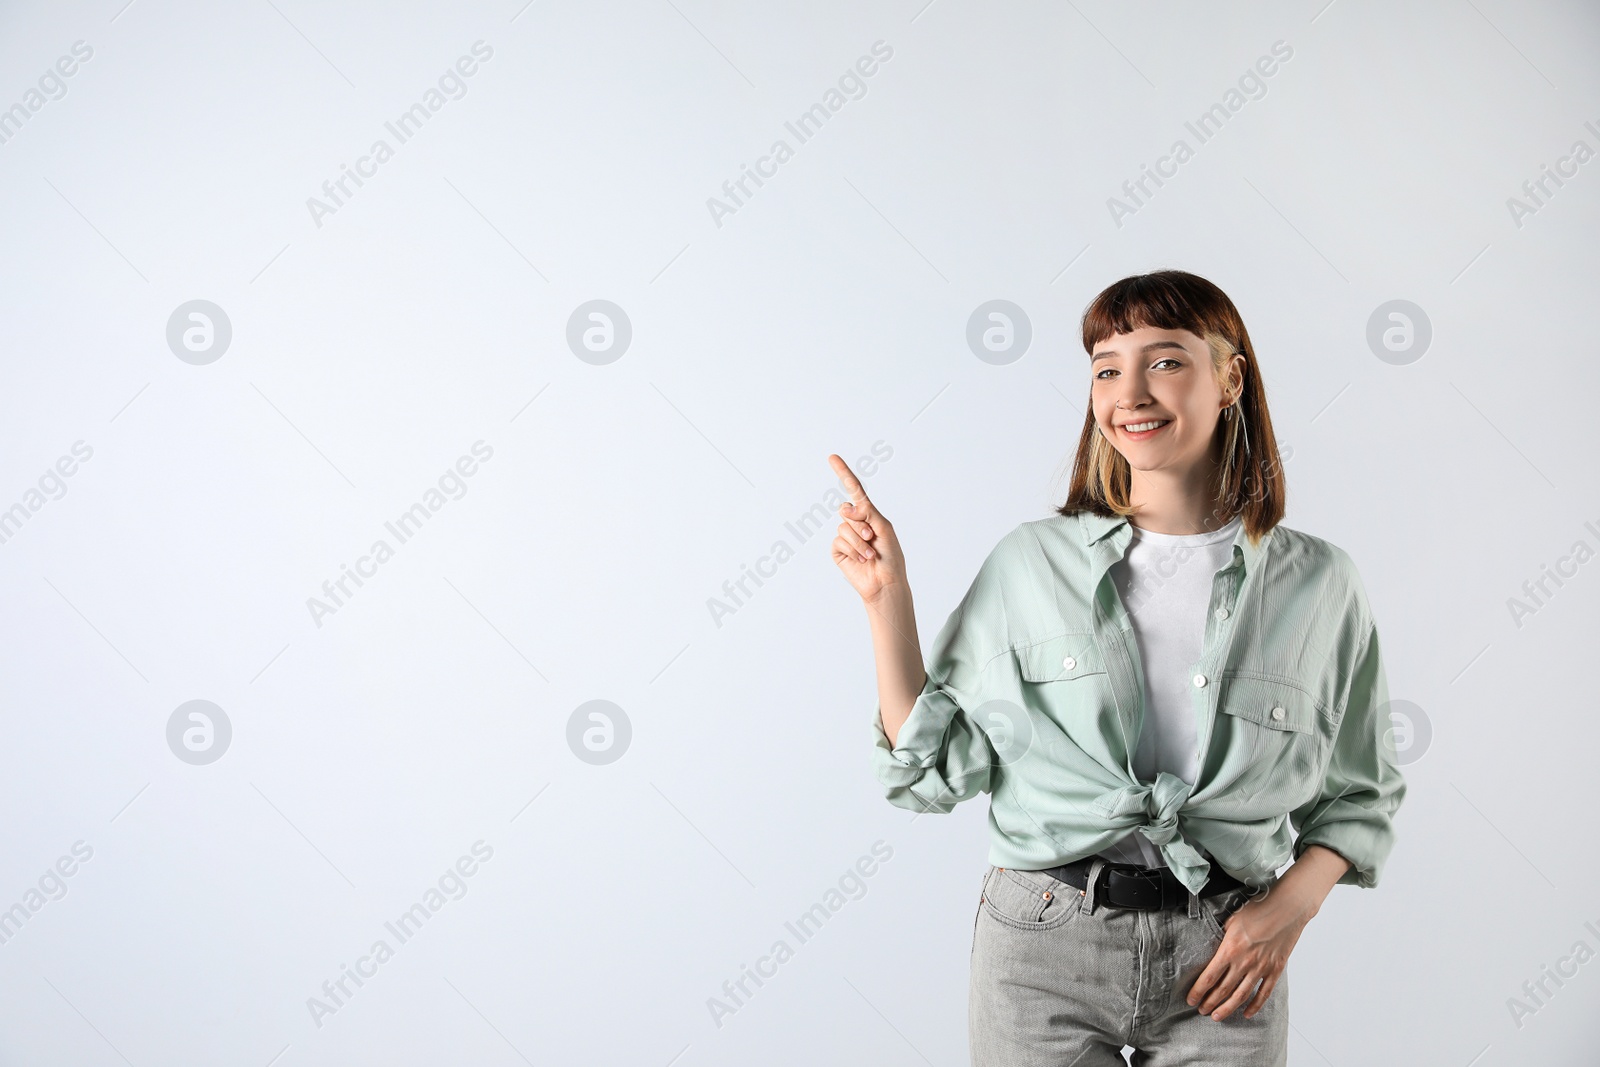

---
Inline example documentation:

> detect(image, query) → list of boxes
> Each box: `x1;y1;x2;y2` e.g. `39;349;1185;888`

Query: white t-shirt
1094;514;1242;869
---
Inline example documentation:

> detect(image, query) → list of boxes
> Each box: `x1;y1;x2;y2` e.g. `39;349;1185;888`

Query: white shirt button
1193;674;1207;688
1214;607;1230;620
1062;656;1076;671
1271;706;1286;721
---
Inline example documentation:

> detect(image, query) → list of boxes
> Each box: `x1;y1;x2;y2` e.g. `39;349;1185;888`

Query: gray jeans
969;861;1287;1066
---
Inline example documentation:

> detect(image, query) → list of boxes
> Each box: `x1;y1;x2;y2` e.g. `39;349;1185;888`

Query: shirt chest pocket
1011;633;1107;683
1005;634;1118;753
1215;674;1324;789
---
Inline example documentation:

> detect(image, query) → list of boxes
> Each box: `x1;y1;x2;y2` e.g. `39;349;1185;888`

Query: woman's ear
1225;355;1247;404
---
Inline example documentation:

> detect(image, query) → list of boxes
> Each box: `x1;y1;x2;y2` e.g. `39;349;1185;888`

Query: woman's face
1089;325;1237;477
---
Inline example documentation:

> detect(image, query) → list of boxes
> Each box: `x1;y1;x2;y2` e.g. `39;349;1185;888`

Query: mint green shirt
869;508;1405;896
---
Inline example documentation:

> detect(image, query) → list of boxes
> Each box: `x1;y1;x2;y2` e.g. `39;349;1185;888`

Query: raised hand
827;453;907;605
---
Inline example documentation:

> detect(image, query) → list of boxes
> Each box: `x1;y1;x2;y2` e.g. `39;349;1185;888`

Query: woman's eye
1152;358;1182;370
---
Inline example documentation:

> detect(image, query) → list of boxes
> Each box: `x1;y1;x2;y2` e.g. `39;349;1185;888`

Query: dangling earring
1218;392;1249;501
1223;395;1249;453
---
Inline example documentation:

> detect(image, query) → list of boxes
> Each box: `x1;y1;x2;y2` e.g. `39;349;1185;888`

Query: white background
1;0;1597;1064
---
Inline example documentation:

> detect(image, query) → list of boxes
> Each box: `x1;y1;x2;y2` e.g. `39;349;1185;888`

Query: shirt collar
1075;508;1270;574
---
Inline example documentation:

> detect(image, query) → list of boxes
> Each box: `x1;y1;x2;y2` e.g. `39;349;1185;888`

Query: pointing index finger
827;453;872;510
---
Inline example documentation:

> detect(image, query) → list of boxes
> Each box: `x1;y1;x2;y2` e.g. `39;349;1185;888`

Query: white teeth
1124;420;1169;433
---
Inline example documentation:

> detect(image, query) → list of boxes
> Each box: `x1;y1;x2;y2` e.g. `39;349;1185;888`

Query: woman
828;270;1404;1066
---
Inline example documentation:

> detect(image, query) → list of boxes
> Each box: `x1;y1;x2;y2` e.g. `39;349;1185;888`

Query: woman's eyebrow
1091;340;1189;362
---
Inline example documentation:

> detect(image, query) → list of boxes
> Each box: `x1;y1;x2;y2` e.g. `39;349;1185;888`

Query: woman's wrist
1276;844;1351;920
863;577;910;611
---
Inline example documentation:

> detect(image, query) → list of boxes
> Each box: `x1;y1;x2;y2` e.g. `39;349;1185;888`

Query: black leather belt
1027;856;1245;909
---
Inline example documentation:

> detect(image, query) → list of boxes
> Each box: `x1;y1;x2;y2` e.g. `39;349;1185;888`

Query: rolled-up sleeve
868;547;1006;815
1290;618;1407;887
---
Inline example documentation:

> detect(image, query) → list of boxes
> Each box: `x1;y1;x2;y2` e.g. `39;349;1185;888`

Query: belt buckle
1103;862;1164;910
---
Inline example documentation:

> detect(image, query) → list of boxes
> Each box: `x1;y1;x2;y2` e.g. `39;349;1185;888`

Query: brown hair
1056;270;1285;544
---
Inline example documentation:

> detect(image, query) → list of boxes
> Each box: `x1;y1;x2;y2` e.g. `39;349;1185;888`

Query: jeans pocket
1201;886;1249;939
971;868;986;954
980;866;1083;931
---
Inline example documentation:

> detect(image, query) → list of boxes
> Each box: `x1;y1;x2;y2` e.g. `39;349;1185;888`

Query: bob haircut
1056;270;1285;545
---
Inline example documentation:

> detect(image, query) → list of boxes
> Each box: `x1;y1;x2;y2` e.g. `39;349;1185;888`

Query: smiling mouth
1120;419;1171;437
